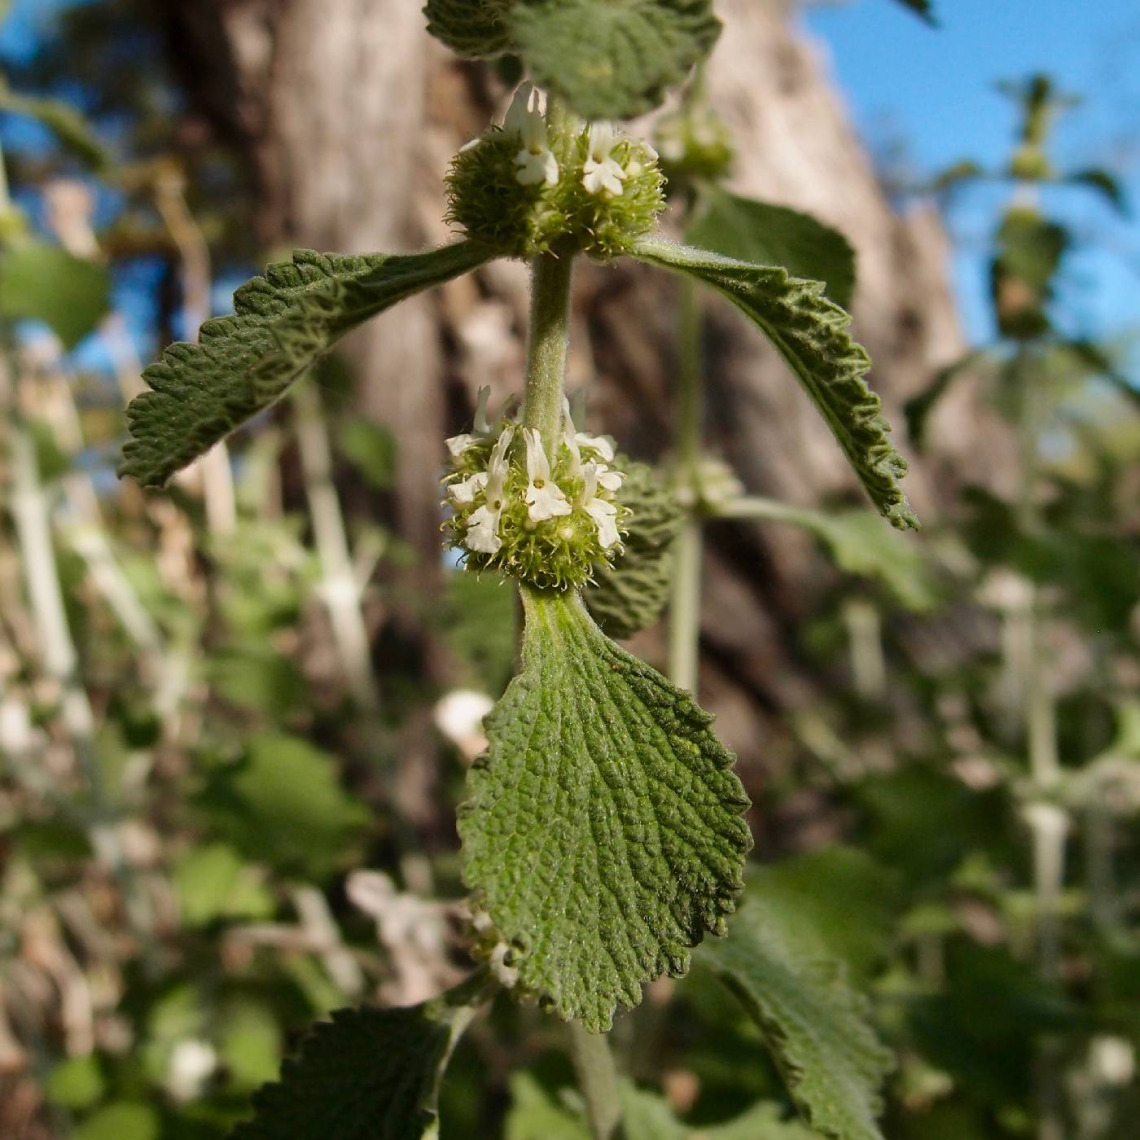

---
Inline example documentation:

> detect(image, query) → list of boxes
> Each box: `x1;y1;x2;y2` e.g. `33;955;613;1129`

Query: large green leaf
725;502;936;610
229;978;490;1140
686;189;856;309
121;241;491;487
0;241;110;348
633;237;916;530
424;0;720;119
697;901;893;1140
460;588;752;1031
197;733;369;879
741;849;902;984
423;0;513;56
509;0;721;120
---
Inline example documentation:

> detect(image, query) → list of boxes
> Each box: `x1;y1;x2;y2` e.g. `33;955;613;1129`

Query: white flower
582;122;627;197
446;432;478;458
472;386;492;434
449;471;487;504
504;82;559;188
516;147;560;187
580;461;620;549
166;1039;217;1102
445;387;493;457
523;428;570;522
562;402;584;478
576;431;615;463
465;426;514;554
594;465;624;493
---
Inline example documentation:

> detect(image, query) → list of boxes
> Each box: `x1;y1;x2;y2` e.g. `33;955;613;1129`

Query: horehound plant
120;4;926;1137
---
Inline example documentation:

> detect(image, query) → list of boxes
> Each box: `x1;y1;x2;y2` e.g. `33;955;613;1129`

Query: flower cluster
443;391;629;590
446;83;665;260
654;104;735;187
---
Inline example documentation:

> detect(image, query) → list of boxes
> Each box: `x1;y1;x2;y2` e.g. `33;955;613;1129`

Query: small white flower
446;388;494;457
582;122;627;197
503;82;539;134
472;386;492;434
445;432;478;458
523;428;571;522
504;82;560;188
464;426;514;554
594;465;624;493
576;431;615;463
515;147;560;187
562;402;584;478
449;471;487;504
167;1039;217;1103
465;505;503;553
458;137;481;154
580;461;621;549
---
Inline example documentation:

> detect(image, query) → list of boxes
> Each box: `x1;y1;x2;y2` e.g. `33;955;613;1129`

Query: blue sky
2;0;1139;360
803;0;1140;348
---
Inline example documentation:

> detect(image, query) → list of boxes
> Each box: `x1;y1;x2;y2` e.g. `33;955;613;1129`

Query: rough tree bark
155;0;1007;790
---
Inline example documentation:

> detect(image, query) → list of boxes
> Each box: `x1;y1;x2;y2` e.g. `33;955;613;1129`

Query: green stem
669;277;705;693
569;1022;623;1140
293;380;381;712
1010;338;1066;1140
522;251;575;452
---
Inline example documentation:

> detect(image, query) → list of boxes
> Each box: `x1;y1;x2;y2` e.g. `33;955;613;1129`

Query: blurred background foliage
0;1;1140;1138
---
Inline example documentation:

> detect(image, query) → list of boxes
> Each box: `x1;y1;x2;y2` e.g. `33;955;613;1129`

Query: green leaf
75;1103;160;1140
173;842;274;926
745;506;934;611
423;0;513;56
506;1074;816;1140
686;189;856;309
509;0;721;120
0;84;109;169
586;460;685;638
903;349;989;450
622;1088;821;1139
0;241;110;348
198;733;369;879
741;849;901;985
888;0;936;24
505;1073;590;1140
928;159;987;194
338;418;398;489
229;978;489;1140
45;1054;105;1111
697;902;893;1140
460;588;751;1031
1064;167;1128;214
634;237;916;530
121;241;491;487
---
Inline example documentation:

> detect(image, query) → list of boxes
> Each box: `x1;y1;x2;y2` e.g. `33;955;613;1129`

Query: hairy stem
569;1022;623;1140
669;276;704;693
522;251;575;451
